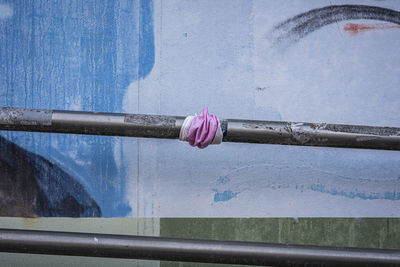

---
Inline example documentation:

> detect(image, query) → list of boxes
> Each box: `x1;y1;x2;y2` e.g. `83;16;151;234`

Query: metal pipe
1;107;400;150
1;229;400;266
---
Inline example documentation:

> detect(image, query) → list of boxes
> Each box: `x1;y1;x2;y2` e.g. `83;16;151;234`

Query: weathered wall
0;0;400;265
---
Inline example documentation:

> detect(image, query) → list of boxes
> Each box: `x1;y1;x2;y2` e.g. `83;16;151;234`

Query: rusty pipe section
0;107;400;150
1;229;400;266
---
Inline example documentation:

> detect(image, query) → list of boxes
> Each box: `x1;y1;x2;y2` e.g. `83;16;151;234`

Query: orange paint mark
344;23;400;35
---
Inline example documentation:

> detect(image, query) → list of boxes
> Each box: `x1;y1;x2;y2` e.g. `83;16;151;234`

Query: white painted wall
123;0;400;217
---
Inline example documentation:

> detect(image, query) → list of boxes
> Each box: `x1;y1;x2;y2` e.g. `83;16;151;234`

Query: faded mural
0;0;399;217
0;0;154;217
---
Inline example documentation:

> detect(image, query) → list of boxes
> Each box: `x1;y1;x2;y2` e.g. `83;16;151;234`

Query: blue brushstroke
309;184;400;200
0;0;154;217
139;0;155;78
215;164;400;204
213;190;239;202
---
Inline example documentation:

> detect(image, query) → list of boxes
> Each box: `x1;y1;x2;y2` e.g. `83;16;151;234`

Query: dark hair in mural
0;136;101;217
272;5;400;46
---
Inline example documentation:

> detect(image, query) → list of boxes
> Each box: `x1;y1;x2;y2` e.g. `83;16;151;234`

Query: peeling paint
0;108;52;126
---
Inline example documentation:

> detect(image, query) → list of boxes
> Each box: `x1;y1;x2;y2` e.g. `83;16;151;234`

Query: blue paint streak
213;190;239;202
309;184;400;200
0;0;154;217
139;0;155;78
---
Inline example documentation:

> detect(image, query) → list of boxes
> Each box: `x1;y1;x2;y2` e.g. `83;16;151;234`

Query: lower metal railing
1;229;400;266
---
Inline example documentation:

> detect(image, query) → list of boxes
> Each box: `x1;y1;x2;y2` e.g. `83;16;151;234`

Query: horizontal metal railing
1;107;400;150
1;229;400;266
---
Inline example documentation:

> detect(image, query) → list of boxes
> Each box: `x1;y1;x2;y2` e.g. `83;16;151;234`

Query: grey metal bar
0;107;185;139
1;229;400;266
1;107;400;150
225;119;400;150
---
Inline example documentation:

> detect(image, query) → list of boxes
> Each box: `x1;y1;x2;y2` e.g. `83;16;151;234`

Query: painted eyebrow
271;5;400;46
